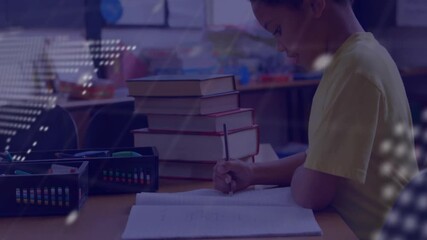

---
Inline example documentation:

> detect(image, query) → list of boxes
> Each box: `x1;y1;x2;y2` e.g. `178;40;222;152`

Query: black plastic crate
10;147;159;195
0;161;89;217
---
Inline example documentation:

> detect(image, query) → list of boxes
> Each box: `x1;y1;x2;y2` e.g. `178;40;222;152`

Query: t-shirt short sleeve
304;73;381;183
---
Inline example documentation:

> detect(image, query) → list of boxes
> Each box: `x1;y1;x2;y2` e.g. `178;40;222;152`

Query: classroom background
1;0;427;240
0;0;426;168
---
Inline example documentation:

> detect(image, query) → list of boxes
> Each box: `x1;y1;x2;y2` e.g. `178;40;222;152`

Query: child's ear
308;0;326;18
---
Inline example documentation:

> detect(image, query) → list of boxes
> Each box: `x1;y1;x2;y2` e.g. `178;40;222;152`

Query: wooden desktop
0;179;357;240
0;144;358;240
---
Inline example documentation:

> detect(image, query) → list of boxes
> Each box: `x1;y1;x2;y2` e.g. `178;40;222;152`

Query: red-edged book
133;125;259;162
146;108;254;132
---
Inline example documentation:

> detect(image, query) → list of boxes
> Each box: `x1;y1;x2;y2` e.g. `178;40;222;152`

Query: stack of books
126;74;259;180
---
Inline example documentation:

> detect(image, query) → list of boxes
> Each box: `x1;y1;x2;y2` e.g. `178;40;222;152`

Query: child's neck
324;4;365;54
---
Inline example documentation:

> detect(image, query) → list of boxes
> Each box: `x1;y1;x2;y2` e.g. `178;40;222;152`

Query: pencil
223;124;233;195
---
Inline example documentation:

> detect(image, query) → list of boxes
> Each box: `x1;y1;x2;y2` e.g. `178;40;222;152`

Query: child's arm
250;152;306;186
291;165;341;210
213;152;306;193
214;152;340;211
251;153;341;210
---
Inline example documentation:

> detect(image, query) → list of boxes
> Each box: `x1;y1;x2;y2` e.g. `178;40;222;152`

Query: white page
122;205;322;240
135;187;297;207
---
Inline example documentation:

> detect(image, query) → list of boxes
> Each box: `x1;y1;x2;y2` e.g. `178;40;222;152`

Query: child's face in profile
251;1;324;71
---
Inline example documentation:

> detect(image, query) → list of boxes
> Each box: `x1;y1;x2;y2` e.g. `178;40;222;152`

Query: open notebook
122;187;322;239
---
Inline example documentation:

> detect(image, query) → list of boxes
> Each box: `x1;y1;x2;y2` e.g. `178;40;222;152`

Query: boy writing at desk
213;0;419;239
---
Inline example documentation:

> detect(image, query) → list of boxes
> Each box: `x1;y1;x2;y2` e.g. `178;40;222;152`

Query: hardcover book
146;108;254;132
133;91;239;115
127;74;236;97
133;125;259;161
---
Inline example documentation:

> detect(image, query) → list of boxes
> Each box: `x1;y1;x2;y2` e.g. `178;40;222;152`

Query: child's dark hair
250;0;353;8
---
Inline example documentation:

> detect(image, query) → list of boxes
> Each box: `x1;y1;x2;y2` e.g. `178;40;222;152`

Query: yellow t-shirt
304;32;419;240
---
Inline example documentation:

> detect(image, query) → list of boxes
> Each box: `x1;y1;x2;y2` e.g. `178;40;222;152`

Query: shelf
237;80;321;92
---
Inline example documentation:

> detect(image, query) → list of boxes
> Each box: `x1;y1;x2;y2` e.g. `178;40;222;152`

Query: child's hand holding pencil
213;158;254;194
213;124;254;194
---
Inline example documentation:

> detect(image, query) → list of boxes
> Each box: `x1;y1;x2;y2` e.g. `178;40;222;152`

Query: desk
60;97;134;110
0;179;358;240
59;97;134;147
236;80;320;92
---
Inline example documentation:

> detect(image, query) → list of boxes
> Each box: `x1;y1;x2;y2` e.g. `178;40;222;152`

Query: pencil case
7;147;159;195
0;161;89;217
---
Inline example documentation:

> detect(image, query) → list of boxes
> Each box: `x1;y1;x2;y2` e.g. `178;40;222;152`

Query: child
213;1;419;239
